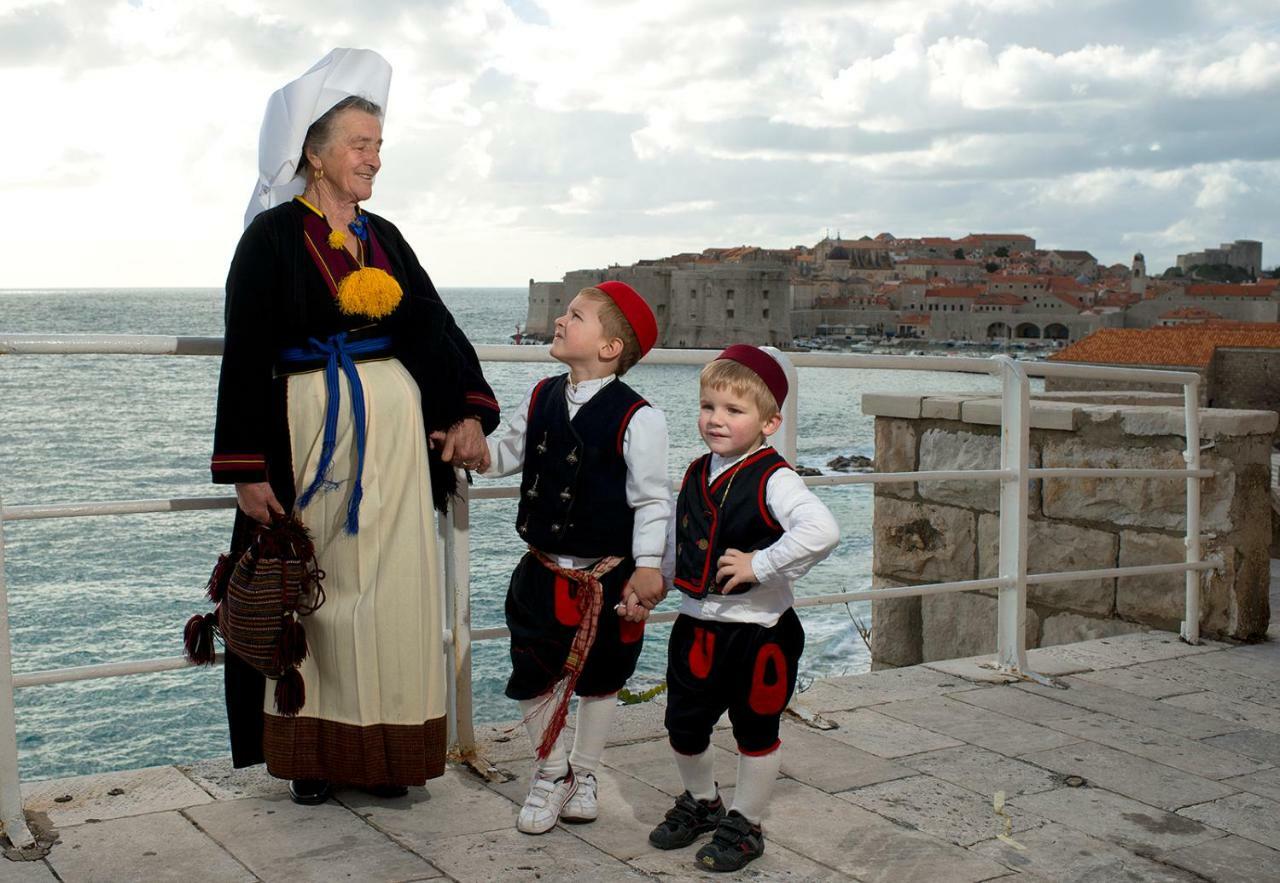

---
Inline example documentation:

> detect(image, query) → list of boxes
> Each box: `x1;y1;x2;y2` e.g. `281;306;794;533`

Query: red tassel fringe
205;554;232;604
273;615;309;670
183;612;218;666
274;667;305;716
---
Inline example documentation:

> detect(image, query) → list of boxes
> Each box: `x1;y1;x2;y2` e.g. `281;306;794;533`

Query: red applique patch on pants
748;643;788;715
689;627;715;679
620;617;645;644
554;576;582;627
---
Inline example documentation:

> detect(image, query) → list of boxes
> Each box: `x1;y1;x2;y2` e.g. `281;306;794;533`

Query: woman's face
315;110;382;203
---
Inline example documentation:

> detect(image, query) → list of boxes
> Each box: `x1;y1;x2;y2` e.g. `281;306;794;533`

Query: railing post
994;357;1029;673
446;477;477;758
1181;379;1202;645
0;493;35;849
765;346;799;463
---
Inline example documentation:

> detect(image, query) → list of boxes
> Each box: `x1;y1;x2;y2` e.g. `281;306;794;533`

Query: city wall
866;392;1276;668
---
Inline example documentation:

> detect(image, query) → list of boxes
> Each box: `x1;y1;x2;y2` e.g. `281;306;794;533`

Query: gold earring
315;167;325;181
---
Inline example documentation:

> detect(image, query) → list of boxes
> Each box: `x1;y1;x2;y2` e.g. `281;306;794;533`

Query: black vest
674;447;788;599
516;374;649;557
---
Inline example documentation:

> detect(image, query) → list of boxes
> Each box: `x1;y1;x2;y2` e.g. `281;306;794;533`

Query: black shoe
358;784;409;799
288;778;331;805
648;790;726;850
695;810;764;872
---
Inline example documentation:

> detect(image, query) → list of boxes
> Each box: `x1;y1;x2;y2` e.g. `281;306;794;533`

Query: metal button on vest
566;452;579;465
696;538;709;550
559;488;572;501
551;522;562;532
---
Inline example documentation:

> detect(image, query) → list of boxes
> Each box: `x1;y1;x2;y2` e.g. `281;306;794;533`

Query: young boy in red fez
479;281;671;835
648;344;839;872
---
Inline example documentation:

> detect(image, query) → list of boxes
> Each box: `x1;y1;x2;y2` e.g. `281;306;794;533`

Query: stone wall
865;392;1276;668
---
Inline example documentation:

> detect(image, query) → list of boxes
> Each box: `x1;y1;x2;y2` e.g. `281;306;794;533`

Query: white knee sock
519;696;568;779
673;746;718;802
731;748;782;824
568;693;616;775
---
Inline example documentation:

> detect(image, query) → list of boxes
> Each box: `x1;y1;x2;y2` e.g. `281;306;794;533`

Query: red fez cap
595;281;658;357
715;344;788;408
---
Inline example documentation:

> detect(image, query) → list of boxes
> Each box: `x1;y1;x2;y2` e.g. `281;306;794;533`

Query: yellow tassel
336;268;403;319
327;229;346;250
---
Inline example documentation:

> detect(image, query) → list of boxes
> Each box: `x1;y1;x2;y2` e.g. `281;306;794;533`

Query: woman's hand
430;417;489;472
235;481;285;524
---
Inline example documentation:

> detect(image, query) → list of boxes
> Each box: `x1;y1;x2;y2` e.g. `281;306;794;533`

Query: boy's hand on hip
625;567;666;611
716;549;757;594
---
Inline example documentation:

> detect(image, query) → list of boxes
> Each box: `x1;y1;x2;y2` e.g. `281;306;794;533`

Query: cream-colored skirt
262;357;447;785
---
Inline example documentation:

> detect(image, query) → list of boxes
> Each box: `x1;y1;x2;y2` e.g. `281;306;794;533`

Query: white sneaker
517;768;578;835
560;771;598;823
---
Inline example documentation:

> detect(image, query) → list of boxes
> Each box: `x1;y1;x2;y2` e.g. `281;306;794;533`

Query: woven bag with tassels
183;513;326;716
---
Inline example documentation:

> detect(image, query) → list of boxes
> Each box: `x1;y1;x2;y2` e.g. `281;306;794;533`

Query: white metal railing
0;334;1217;851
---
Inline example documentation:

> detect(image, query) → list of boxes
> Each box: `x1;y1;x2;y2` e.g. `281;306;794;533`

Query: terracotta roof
1095;291;1140;307
1160;306;1223;320
974;293;1025;306
1050;326;1280;368
967;233;1035;241
898;313;931;324
1186;283;1276;298
1048;250;1097;261
925;286;985;298
898;258;979;266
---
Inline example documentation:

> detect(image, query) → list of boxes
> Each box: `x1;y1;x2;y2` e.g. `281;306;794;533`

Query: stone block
1220;766;1280;802
1048;711;1268;779
46;811;254;883
1020;742;1235;811
1041;438;1235;533
960;397;1081;430
1204;729;1280;767
426;826;642;880
21;765;212;828
338;767;522;845
187;795;439;881
1178;792;1280;849
971;822;1207;882
1116;531;1237;635
823;664;969;707
873;417;917;500
604;737;740;796
628;833;836;880
1018;677;1239;740
870;576;922;668
917;429;1003;512
764;779;1010;883
873;497;976;583
977;514;1117;615
775;721;916;792
1161;691;1280;735
920;590;1039;662
1160;835;1280;883
1010;787;1224;854
1120;406;1277;439
875;696;1077;757
1039;612;1144;646
862;393;922;419
818;708;963;758
899;744;1059;798
920;395;980;421
838;774;1045;846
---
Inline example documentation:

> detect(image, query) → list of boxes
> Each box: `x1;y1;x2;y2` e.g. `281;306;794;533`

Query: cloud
4;0;1280;286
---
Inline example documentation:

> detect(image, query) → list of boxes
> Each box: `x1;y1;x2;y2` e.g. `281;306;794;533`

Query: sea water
0;288;1002;781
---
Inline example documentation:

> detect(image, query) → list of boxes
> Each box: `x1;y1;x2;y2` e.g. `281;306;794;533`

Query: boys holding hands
649;344;839;872
481;282;671;835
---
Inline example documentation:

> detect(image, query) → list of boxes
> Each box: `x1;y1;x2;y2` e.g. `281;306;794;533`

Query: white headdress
244;48;392;229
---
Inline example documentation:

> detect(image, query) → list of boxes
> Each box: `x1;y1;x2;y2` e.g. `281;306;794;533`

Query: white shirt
483;375;673;576
679;446;840;627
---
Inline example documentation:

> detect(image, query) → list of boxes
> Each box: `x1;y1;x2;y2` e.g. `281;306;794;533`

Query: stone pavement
4;571;1279;881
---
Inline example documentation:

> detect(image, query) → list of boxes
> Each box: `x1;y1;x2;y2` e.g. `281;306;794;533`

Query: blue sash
280;332;393;534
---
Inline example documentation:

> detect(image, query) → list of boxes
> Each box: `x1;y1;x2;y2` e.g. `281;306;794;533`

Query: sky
4;0;1279;288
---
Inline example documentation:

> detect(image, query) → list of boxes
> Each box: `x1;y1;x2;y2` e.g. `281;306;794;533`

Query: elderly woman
211;50;498;805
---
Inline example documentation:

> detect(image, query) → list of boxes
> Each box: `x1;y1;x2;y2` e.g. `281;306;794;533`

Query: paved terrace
5;569;1279;882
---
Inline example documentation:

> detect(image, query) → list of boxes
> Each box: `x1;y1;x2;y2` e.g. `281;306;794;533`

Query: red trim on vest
708;447;775;495
526;377;553;422
747;643;789;716
615;399;648;455
673;456;720;596
688;626;715;679
757;462;786;530
738;739;781;757
553;575;583;627
211;453;266;471
619;616;645;644
465;391;499;411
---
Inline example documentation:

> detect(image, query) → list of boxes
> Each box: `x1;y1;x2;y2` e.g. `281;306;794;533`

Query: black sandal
288;778;332;805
